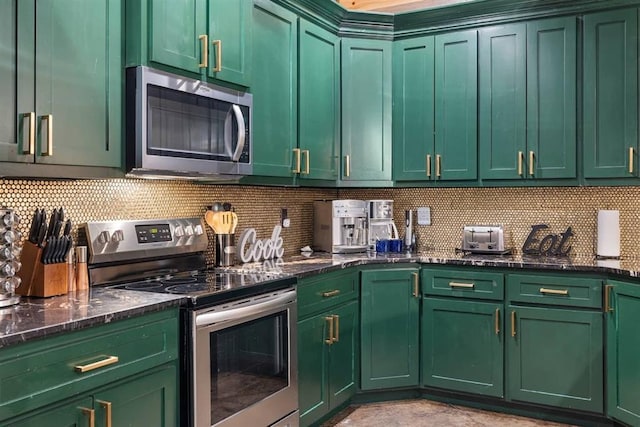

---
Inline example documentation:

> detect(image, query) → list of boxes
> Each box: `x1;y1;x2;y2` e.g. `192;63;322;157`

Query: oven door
193;288;298;427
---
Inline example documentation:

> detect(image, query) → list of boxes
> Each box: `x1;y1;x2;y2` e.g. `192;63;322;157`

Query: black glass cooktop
108;269;296;308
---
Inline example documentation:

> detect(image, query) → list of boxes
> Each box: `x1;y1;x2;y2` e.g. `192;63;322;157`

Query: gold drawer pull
333;314;340;342
517;151;524;176
604;284;614;313
22;112;35;155
322;289;340;297
212;39;222;72
426;154;432;178
449;282;474;289
511;310;516;337
412;272;419;297
529;150;535;176
292;148;301;173
345;155;351;177
41;114;53;156
325;316;334;345
198;34;208;68
303;150;310;174
75;355;119;373
539;288;568;296
96;400;112;427
630;147;635;174
495;308;500;335
80;407;95;427
436;154;442;177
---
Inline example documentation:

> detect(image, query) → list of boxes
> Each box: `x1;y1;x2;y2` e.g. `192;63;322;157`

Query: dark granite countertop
0;288;185;348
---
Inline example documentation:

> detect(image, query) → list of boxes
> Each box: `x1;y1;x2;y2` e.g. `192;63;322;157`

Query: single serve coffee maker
367;199;399;251
313;200;368;253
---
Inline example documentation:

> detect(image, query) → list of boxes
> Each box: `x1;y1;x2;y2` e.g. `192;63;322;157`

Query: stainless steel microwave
125;66;252;180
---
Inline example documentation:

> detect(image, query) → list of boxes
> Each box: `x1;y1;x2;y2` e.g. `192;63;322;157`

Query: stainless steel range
79;217;299;427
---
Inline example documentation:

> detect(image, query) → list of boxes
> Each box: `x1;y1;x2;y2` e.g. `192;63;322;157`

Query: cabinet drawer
507;274;602;308
422;268;504;300
298;269;359;318
0;308;178;420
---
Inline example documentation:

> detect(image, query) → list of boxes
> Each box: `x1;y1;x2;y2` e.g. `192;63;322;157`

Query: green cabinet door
298;19;340;181
506;305;603;413
583;8;638;178
341;38;392;182
95;364;178;427
7;397;94;427
392;36;435;181
328;301;358;409
479;24;526;180
527;17;576;179
208;0;252;86
26;0;122;167
298;312;330;427
421;297;504;397
606;281;640;425
434;30;477;181
252;0;297;177
360;268;420;390
149;0;207;74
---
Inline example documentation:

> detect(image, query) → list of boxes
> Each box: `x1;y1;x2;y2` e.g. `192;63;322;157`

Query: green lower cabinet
421;297;503;397
7;396;94;427
298;301;357;427
360;268;420;390
506;305;603;413
606;281;640;425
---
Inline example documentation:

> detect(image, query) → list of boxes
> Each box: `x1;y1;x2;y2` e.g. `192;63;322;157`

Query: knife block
16;241;68;297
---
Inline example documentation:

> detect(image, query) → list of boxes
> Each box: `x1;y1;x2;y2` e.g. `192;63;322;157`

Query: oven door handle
195;290;295;327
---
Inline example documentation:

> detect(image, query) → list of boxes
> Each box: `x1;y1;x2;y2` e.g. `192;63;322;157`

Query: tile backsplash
2;178;640;262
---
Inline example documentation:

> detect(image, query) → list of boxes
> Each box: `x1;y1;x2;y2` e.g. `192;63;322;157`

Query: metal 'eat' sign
522;224;574;256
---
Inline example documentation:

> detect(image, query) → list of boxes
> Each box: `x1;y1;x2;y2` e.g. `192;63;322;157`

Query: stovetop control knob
193;224;204;236
111;229;124;242
174;225;185;238
184;225;194;236
97;230;111;244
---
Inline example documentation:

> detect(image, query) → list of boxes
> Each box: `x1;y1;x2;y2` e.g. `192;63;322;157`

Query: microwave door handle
231;104;246;162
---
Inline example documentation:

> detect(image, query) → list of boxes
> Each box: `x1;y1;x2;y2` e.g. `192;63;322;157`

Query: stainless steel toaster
462;225;505;253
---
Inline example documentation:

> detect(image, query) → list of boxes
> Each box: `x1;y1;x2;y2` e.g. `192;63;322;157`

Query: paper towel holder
596;209;621;260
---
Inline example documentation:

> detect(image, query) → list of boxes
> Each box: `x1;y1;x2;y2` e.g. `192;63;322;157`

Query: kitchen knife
27;209;41;244
41;236;52;264
58;207;65;224
46;208;59;239
36;222;47;248
63;220;71;236
52;236;64;263
53;220;63;238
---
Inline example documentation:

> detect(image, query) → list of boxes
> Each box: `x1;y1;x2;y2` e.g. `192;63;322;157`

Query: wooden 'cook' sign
522;224;574;256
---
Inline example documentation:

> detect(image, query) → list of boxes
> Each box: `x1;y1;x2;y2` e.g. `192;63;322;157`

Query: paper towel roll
597;210;620;258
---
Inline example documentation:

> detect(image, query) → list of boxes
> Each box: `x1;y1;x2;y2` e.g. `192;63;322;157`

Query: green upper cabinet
1;0;122;169
146;0;251;86
360;268;420;390
341;38;393;183
583;8;638;179
392;36;435;181
479;24;527;180
606;281;640;426
479;18;576;181
251;0;297;177
208;0;252;86
149;0;207;75
297;19;340;182
434;30;478;181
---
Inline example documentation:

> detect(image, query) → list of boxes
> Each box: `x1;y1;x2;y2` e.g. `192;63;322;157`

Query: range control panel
80;217;208;264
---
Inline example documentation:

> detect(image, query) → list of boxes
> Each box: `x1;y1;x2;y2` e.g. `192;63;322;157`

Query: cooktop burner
108;269;296;307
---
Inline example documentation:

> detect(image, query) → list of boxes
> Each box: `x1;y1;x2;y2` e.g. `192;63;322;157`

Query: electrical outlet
281;208;290;228
417;207;431;225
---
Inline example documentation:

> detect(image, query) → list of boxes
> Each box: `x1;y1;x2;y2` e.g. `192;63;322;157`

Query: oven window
209;311;288;425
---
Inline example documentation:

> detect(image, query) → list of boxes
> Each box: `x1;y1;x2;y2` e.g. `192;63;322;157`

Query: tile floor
322;399;575;427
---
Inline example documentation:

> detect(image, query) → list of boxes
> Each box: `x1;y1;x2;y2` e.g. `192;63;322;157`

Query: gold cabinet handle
325;316;334;344
322;289;340;297
539;288;569;296
511;311;516;337
517;151;524;176
292;148;301;173
529;151;535;176
198;34;208;68
604;284;614;313
426;154;432;178
495;308;500;335
212;39;222;72
80;407;95;427
436;154;442;178
303;150;310;174
332;314;340;342
96;400;112;427
345;155;350;177
412;272;419;297
40;114;53;156
74;355;119;373
449;282;474;289
22;112;35;155
629;147;635;174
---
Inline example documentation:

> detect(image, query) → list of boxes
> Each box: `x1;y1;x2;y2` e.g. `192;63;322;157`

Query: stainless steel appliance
461;225;508;254
126;66;252;180
79;217;298;427
313;200;368;253
0;208;21;307
367;200;399;250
